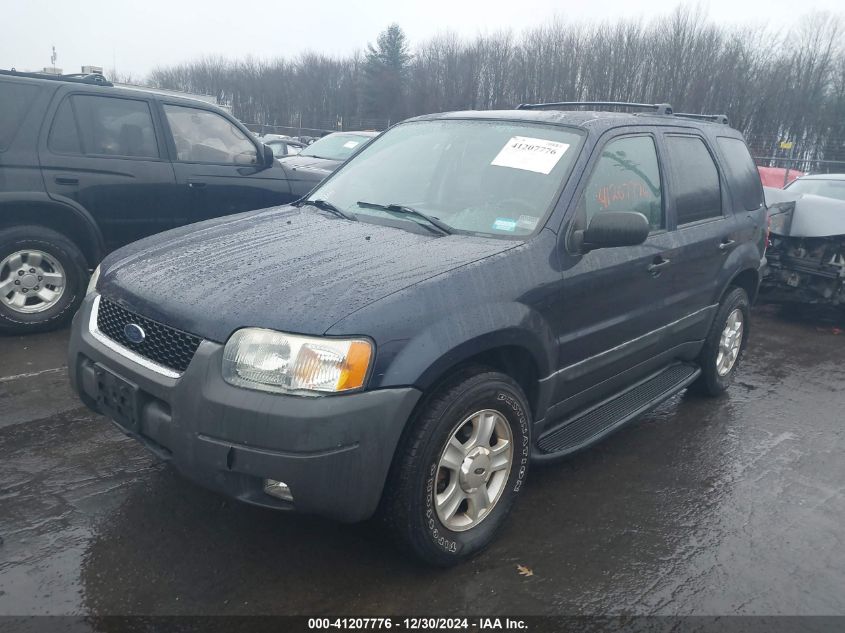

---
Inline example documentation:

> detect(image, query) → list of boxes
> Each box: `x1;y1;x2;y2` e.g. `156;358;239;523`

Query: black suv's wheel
0;226;89;335
691;286;750;396
381;368;531;566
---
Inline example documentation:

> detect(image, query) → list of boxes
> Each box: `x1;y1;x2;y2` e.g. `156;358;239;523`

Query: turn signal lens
337;341;373;392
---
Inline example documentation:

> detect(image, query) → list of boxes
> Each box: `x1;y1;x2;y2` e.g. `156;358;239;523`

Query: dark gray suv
69;102;767;565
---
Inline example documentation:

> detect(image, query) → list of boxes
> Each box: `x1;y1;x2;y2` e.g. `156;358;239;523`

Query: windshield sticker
516;215;540;230
343;141;360;149
493;218;517;232
491;136;570;174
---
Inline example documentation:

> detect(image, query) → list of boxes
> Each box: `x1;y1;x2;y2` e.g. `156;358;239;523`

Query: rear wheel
691;286;750;396
0;226;89;335
381;368;531;566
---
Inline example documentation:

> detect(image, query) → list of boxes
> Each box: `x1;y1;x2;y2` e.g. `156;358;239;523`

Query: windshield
786;178;845;202
307;120;584;237
301;133;372;161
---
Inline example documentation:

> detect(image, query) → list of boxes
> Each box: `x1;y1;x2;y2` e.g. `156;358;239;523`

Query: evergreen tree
362;23;411;122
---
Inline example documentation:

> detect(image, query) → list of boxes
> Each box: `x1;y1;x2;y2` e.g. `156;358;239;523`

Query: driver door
549;131;682;415
159;102;292;224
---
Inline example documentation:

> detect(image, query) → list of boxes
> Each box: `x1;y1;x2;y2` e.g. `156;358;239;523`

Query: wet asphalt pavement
0;305;843;617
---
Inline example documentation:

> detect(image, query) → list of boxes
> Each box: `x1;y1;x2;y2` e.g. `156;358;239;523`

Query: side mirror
576;212;650;252
258;143;275;170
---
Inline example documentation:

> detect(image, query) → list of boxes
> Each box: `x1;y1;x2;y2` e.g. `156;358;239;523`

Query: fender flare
0;192;105;260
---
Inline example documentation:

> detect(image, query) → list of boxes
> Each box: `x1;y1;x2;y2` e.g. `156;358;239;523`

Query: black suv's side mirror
575;212;650;253
261;143;275;169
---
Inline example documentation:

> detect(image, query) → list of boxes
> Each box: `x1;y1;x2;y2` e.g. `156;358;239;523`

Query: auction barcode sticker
491;136;570;174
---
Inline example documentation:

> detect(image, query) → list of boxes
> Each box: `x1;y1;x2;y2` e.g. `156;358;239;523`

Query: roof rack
0;68;113;87
674;112;730;125
516;101;675;115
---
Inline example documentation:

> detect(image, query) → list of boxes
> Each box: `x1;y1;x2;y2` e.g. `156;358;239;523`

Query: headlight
222;328;373;395
86;265;101;296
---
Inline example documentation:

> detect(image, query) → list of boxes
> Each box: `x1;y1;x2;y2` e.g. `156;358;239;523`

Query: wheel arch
0;194;104;267
724;267;760;305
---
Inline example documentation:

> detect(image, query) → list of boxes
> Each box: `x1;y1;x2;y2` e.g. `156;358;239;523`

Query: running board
534;363;700;461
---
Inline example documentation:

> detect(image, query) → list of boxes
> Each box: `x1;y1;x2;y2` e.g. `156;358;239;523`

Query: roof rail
674;112;730;125
516;101;674;115
0;68;113;87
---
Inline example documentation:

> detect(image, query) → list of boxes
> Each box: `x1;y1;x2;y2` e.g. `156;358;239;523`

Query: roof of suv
409;106;739;135
0;69;224;110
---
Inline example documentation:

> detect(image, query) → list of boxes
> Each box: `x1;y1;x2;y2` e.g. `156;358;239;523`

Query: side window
71;95;159;158
48;98;83;154
665;135;722;224
0;81;41;150
163;105;258;165
581;135;663;230
717;136;764;212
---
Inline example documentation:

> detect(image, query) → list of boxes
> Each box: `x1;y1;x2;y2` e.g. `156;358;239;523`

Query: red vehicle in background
758;166;804;188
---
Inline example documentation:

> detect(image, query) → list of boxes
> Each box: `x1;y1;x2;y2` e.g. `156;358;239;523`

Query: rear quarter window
0;81;41;150
717;136;764;211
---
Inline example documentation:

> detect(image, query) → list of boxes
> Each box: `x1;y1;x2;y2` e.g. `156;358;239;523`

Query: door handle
719;239;736;251
55;176;79;185
187;181;207;189
647;257;671;276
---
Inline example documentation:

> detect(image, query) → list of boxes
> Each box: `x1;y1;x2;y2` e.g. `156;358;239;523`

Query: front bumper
68;294;421;522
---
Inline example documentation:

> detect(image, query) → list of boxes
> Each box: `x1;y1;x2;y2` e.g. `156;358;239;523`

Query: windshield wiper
356;201;453;235
305;199;358;221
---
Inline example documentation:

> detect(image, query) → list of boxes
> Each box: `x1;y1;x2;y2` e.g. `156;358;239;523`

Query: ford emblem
123;323;146;345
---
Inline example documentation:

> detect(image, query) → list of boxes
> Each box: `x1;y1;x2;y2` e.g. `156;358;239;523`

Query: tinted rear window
665;135;722;224
717;137;764;211
0;81;41;150
73;95;159;158
48;98;83;154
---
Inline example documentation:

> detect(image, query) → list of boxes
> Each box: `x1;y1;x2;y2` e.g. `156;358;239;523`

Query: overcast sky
3;0;843;79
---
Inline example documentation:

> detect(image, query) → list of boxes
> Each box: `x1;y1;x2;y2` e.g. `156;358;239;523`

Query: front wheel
381;368;532;566
691;286;750;396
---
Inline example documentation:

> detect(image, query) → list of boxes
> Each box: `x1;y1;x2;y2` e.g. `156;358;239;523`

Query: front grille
96;298;202;373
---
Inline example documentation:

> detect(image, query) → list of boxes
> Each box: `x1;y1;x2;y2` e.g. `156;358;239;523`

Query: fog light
263;479;294;502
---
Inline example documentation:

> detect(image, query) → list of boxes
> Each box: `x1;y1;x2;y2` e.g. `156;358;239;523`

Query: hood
98;206;515;342
765;187;845;238
279;154;342;173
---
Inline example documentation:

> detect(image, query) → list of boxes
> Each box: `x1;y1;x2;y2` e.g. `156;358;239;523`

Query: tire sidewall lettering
423;387;530;554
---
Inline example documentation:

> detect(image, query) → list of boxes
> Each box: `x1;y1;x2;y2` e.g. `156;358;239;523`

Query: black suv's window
0;81;41;151
717;136;764;211
48;98;82;154
163;105;258;165
581;135;663;230
666;135;722;224
49;95;160;158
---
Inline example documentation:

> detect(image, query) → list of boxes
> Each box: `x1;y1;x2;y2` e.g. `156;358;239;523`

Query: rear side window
71;95;159;158
580;135;664;230
48;98;83;154
717;136;764;211
0;81;41;150
665;135;722;224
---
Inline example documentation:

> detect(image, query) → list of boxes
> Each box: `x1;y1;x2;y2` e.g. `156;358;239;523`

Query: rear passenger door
40;91;181;250
658;132;740;319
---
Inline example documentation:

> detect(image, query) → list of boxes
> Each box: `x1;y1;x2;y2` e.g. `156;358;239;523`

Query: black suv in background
0;70;315;334
69;102;767;565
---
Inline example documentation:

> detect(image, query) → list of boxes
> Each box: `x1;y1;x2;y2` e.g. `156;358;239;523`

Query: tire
0;225;89;335
691;286;750;396
381;367;532;566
